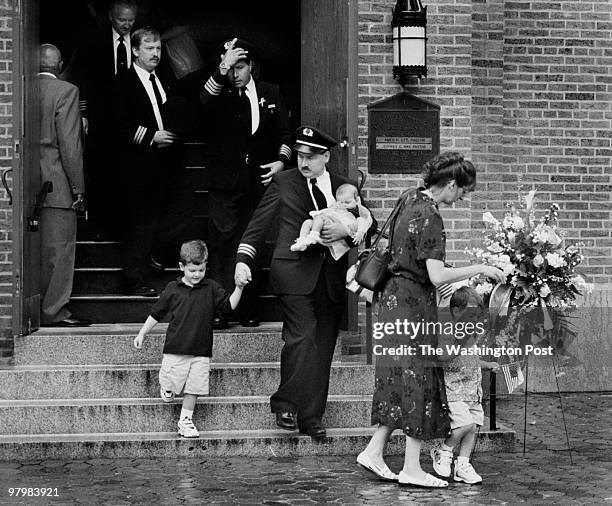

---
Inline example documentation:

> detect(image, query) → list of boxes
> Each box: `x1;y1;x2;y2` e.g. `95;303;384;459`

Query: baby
291;183;373;260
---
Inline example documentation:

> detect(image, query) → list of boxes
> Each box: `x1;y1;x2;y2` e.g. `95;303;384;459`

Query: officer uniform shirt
133;63;166;130
242;77;260;134
112;27;132;74
307;170;334;210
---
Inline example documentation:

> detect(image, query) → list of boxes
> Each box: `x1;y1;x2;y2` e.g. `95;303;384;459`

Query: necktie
117;35;128;75
310;179;328;211
149;74;164;110
239;89;252;132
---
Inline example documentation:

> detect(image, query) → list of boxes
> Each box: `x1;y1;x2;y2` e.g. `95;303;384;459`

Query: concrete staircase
0;324;515;460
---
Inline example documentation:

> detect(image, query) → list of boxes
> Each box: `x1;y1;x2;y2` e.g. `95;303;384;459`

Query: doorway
14;0;358;330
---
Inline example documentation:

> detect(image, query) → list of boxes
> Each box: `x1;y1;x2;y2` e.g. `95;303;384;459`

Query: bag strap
370;192;409;249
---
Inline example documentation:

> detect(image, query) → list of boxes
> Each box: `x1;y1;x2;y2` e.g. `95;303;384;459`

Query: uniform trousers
271;263;342;428
123;165;193;288
40;207;76;324
208;169;264;319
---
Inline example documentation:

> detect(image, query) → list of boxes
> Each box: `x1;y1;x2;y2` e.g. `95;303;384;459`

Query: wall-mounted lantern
392;0;427;85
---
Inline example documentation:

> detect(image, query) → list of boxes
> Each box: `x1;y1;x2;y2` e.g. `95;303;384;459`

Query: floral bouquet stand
467;191;591;461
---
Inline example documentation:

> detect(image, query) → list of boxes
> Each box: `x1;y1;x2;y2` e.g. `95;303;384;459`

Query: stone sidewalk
0;393;611;505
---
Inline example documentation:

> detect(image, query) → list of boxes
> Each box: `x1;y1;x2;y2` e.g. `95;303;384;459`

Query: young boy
133;239;244;438
431;286;497;484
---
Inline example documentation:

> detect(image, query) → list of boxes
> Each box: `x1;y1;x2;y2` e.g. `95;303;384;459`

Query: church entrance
13;0;358;331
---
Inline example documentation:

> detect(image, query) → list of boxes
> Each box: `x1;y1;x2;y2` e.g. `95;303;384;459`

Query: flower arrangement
467;191;591;351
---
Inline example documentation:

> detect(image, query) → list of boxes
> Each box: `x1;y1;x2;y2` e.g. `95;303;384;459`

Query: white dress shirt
112;28;132;74
242;77;260;134
308;170;335;210
133;63;166;130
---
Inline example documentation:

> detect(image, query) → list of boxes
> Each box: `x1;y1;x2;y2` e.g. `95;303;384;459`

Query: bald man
39;44;88;326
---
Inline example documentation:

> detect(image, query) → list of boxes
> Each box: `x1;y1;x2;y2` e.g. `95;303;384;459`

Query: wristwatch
219;61;230;72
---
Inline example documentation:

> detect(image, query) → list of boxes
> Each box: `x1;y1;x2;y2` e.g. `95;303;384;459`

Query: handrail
1;168;12;205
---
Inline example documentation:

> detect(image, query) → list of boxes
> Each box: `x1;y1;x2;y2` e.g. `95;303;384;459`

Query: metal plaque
368;92;440;174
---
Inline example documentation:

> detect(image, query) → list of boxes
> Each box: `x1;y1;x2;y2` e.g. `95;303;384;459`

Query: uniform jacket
112;65;176;187
236;168;377;297
199;70;292;191
39;74;85;209
67;26;116;134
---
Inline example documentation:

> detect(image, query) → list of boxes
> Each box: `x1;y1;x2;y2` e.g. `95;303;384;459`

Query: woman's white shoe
398;471;448;488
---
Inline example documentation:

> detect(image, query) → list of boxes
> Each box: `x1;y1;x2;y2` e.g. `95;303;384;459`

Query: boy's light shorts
159;354;210;396
448;400;484;429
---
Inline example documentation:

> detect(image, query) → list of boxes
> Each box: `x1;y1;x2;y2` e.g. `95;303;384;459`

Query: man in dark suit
112;27;192;296
199;38;292;329
38;44;89;327
68;0;138;238
234;126;376;438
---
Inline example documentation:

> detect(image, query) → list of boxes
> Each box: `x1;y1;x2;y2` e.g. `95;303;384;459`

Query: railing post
489;370;497;431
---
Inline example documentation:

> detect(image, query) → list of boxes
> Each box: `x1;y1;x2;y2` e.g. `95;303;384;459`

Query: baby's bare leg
310;215;327;234
299;219;314;238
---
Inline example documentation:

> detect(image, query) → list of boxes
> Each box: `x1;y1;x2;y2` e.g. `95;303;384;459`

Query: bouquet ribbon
489;283;554;332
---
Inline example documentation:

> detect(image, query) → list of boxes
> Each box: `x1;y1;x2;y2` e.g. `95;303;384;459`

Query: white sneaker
160;387;175;403
177;417;200;438
430;447;453;478
453;459;482;484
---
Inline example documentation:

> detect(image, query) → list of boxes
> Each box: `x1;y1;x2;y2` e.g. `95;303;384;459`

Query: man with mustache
199;38;292;329
112;27;191;296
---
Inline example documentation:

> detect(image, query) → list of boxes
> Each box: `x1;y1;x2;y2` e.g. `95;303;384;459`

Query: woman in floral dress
356;152;505;488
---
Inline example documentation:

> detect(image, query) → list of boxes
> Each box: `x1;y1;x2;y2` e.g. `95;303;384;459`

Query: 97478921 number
8;488;59;497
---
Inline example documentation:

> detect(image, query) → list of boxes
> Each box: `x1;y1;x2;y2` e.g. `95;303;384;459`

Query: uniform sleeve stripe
204;77;223;95
133;126;147;145
279;145;292;158
237;244;256;257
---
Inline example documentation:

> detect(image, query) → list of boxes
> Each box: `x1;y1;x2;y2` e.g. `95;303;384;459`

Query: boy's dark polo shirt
151;278;231;357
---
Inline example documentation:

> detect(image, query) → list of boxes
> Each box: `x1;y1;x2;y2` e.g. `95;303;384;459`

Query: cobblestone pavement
1;393;611;505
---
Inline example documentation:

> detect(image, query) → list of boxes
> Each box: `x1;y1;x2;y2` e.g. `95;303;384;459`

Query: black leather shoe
128;285;158;297
300;422;326;439
239;317;260;327
44;318;91;327
212;314;229;330
275;412;297;431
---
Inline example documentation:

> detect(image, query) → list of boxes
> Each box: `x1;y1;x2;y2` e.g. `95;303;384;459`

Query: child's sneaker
453;458;482;484
177;417;199;438
430;447;453;478
160;387;175;403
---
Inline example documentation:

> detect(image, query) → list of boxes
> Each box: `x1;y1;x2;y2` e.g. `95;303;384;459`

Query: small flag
437;283;454;300
500;361;524;394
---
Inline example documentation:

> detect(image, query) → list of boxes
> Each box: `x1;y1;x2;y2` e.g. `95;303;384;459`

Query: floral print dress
371;189;451;439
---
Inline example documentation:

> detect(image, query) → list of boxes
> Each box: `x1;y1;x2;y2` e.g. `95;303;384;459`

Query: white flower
571;275;593;294
524;190;536;215
487;242;503;253
483;212;501;229
539;284;551;298
475;282;494;296
532;224;561;246
545;252;567;268
503;214;525;231
507;231;516;243
532;254;545;267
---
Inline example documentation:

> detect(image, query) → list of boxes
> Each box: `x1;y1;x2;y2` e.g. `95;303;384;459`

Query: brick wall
0;1;13;363
358;0;474;262
500;0;612;284
359;0;612;283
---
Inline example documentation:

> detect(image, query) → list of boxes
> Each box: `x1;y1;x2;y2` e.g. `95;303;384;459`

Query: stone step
68;294;282;323
72;267;272;295
0;363;374;399
14;324;284;365
0;395;372;435
0;426;516;460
